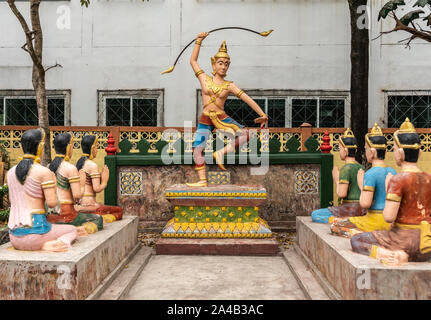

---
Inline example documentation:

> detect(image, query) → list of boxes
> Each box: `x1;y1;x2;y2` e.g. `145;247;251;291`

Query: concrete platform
156;238;279;256
0;216;139;300
125;255;306;300
297;216;431;299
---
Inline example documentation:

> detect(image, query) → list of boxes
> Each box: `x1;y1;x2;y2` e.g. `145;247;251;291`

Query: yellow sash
395;221;431;254
203;110;240;136
349;210;391;232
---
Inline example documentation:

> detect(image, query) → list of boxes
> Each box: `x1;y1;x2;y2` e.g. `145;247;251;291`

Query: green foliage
0;208;9;223
414;0;431;8
0;140;10;167
379;0;430;25
0;185;9;222
400;9;425;26
423;13;431;26
378;0;406;21
0;184;8;197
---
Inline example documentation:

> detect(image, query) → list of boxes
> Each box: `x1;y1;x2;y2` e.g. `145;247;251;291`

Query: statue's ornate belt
200;110;240;135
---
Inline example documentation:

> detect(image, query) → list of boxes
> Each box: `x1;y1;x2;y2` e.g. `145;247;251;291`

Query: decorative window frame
0;89;71;126
97;89;164;127
196;89;350;128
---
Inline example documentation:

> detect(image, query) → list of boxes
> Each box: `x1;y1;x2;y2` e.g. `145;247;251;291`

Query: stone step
97;246;153;300
282;247;330;300
156;238;280;256
292;244;341;300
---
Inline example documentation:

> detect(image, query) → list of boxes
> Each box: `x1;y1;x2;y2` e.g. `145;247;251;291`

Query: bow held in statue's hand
162;27;274;75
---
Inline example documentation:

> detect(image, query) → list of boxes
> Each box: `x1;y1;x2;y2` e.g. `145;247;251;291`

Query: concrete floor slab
125;255;306;300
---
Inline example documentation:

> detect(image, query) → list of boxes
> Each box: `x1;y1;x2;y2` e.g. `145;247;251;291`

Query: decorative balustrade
1;125;431;160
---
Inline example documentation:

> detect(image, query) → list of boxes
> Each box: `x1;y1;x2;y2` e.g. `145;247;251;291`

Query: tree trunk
32;66;51;166
348;0;369;165
30;0;51;165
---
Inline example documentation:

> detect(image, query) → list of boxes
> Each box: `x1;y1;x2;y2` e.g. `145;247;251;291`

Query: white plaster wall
0;0;430;127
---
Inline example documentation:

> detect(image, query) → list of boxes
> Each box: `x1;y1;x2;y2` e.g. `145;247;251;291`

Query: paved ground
125;255;306;300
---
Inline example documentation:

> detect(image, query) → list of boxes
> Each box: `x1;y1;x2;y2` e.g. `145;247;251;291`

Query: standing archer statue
187;32;269;187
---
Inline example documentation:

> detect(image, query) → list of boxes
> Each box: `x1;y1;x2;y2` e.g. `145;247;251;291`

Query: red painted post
105;132;117;155
320;130;332;154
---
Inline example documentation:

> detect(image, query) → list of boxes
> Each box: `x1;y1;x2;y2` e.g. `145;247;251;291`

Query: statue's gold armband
68;176;81;184
41;180;56;190
90;173;101;179
195;70;204;78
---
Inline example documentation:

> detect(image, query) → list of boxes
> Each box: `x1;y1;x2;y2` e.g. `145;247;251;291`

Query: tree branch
44;63;63;73
21;34;35;54
377;12;431;45
372;28;399;41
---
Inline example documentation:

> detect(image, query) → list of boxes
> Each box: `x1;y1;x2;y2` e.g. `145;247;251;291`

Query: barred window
292;99;317;127
224;99;265;127
99;90;163;126
388;95;431;128
0;95;67;126
0;98;3;125
319;99;346;128
197;90;348;128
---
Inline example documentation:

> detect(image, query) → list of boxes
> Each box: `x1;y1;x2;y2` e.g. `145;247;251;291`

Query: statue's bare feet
330;224;352;238
42;240;68;252
349;229;363;237
76;226;89;237
102;214;116;223
377;248;409;266
81;222;98;234
186;179;208;187
213;151;227;171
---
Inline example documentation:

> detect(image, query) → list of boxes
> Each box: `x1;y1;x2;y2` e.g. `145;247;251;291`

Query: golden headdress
211;40;230;64
394;118;421;150
365;123;386;150
338;128;357;149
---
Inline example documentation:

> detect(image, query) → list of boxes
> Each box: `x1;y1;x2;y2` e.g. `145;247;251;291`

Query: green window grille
388;95;431;128
106;97;158;126
292;99;317;127
224;99;265;127
4;97;65;126
106;98;131;126
267;99;286;127
48;98;66;125
202;93;346;128
319;99;345;128
0;98;4;125
133;98;157;126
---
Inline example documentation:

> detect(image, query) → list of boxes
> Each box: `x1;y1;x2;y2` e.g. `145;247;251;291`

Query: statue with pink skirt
8;129;87;252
